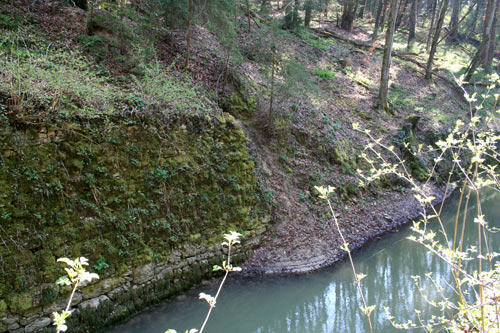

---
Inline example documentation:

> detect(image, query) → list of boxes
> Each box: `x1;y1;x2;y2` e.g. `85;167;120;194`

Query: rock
20;312;40;326
42;303;63;316
69;293;82;306
82;278;123;300
133;263;155;285
8;322;20;330
24;317;50;333
156;267;173;280
1;317;18;325
79;295;110;310
106;287;124;301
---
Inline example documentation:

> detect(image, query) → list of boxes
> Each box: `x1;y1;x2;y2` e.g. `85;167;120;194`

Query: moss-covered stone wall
0;113;269;331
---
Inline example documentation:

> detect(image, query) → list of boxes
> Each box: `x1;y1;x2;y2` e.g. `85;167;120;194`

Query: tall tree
468;0;482;33
407;0;418;49
465;0;498;80
448;0;461;40
377;0;399;112
425;0;449;79
185;0;193;68
304;0;314;26
359;0;369;18
485;0;500;70
425;0;439;52
341;0;359;31
260;0;271;14
395;0;409;30
371;0;387;42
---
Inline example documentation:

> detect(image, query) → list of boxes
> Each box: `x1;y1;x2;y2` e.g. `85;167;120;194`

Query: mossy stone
8;292;33;313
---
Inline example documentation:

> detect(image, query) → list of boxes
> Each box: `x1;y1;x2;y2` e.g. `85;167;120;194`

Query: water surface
106;189;500;333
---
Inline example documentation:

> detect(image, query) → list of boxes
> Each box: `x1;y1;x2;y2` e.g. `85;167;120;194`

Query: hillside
0;1;479;331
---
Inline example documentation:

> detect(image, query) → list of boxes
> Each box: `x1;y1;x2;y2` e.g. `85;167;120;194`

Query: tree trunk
380;0;389;32
359;0;369;18
371;0;378;15
185;0;193;68
425;0;449;79
305;0;313;26
395;0;409;30
425;0;438;52
469;0;482;32
260;0;271;14
284;0;293;13
323;0;330;17
448;0;460;40
407;0;417;49
465;0;497;80
341;0;359;31
269;48;276;134
372;0;386;41
485;0;500;71
377;0;399;112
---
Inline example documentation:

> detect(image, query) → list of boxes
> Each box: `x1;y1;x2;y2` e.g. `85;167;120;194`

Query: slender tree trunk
377;0;399;113
305;0;313;26
483;0;496;35
407;0;418;49
469;0;482;32
426;0;438;52
269;48;276;134
185;0;193;68
372;0;386;41
370;0;378;15
380;0;389;32
246;0;251;31
324;0;330;17
485;0;500;70
425;0;449;79
294;0;301;25
465;0;497;80
448;0;461;40
284;0;293;13
395;0;409;30
359;0;369;17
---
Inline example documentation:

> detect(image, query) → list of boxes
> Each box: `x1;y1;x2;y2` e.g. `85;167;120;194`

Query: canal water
105;189;500;333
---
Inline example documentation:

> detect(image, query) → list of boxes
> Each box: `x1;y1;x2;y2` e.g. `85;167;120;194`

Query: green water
105;189;500;332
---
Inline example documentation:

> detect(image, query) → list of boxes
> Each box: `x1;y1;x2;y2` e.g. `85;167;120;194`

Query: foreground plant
315;185;375;333
348;74;500;331
166;231;243;333
53;257;100;332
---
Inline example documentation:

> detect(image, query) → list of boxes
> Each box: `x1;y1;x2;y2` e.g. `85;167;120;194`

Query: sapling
53;257;100;332
166;231;243;333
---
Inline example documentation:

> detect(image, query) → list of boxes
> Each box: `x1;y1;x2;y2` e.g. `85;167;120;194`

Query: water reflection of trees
108;191;500;333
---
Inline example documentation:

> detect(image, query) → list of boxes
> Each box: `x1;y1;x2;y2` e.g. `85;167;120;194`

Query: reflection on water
105;189;500;333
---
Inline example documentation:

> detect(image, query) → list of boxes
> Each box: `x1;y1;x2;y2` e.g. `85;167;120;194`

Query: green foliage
282;10;303;31
92;257;110;272
0;13;19;30
0;26;214;121
313;68;336;79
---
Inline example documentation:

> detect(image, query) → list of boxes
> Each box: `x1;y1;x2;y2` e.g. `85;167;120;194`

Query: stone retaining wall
0;231;264;333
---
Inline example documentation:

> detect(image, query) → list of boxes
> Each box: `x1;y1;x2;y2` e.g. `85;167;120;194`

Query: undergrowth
0;26;216;122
